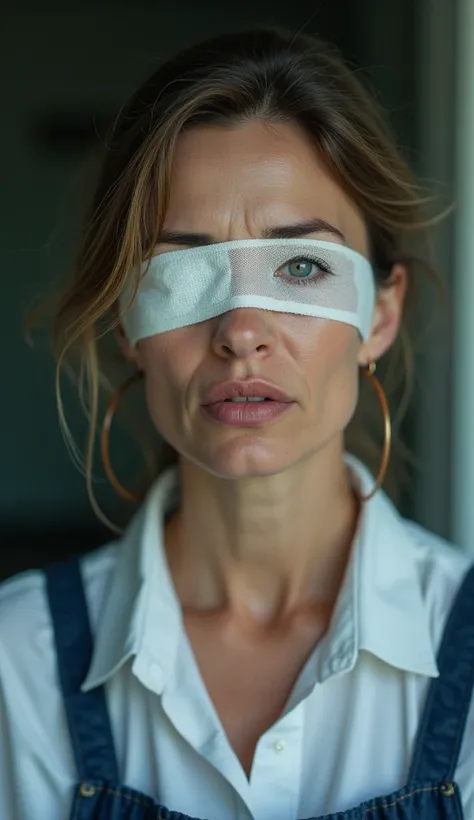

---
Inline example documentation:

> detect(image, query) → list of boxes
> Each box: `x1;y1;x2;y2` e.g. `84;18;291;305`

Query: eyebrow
155;218;345;247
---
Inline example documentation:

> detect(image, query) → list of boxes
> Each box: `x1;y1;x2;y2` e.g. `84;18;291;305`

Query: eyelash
276;255;335;286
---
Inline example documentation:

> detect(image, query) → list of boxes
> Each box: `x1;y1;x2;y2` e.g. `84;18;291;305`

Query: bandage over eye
119;239;376;346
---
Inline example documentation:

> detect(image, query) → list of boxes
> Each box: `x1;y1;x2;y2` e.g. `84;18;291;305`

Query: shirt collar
81;455;439;693
316;455;439;681
81;466;182;693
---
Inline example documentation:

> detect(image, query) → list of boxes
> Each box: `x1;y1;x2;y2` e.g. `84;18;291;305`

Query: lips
202;380;292;405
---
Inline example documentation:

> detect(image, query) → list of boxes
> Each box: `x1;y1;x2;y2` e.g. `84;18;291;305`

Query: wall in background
452;0;474;554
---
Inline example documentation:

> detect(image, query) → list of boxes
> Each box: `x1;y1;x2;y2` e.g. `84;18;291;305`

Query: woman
1;24;473;820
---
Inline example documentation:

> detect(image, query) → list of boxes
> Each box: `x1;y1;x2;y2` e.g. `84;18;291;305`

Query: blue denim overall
44;556;474;819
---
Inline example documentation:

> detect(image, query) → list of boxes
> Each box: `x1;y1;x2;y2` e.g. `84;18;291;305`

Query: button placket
247;706;304;820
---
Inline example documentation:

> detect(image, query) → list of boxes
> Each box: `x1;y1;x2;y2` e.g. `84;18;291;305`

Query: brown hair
38;25;442;530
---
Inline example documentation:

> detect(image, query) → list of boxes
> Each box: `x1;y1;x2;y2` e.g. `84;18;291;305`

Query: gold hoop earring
359;362;391;502
100;371;145;503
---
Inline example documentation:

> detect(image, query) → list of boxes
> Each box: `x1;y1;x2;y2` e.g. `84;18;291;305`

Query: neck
164;441;360;628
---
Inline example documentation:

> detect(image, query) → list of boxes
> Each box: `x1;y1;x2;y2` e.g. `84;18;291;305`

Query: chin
193;438;300;480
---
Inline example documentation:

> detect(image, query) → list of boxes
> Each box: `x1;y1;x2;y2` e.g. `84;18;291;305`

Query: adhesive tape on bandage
119;238;376;346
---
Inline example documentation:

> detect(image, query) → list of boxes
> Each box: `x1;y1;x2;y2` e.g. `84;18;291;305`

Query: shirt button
79;783;96;798
273;739;286;753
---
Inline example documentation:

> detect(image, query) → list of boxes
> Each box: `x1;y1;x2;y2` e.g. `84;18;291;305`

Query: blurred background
2;0;472;580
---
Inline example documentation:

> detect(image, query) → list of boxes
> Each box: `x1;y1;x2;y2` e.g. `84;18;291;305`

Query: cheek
139;329;199;385
286;315;360;372
291;318;361;422
137;329;204;430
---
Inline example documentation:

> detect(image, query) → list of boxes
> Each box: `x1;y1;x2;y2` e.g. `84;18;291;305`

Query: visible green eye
287;259;315;278
275;255;333;286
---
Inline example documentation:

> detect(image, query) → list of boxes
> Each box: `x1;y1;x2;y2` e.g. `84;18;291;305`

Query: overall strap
44;556;120;783
408;561;474;783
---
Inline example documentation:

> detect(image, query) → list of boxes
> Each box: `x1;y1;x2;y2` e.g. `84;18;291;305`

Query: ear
114;324;144;370
357;263;407;367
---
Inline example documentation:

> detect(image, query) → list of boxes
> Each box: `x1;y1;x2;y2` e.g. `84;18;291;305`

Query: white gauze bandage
119;238;376;346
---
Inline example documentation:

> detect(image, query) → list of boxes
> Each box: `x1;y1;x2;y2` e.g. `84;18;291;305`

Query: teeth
227;397;267;402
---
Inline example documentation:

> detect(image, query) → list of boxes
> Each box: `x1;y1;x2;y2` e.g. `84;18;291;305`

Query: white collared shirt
1;458;474;820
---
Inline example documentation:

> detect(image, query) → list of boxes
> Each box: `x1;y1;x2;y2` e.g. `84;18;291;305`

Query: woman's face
119;119;405;479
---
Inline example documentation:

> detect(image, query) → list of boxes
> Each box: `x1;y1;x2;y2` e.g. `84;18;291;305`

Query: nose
211;308;278;360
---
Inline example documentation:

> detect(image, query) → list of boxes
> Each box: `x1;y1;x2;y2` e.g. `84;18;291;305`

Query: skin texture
117;119;406;775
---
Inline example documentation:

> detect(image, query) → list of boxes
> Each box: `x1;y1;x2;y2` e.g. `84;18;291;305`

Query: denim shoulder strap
408;561;474;783
44;556;119;783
